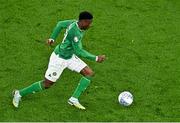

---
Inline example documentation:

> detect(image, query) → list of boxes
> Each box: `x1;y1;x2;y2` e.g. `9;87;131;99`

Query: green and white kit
45;20;97;82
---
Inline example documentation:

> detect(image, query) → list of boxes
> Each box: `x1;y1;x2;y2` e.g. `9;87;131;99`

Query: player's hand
47;39;54;45
96;55;106;63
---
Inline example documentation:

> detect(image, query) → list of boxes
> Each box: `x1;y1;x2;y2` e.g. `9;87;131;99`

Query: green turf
0;0;180;121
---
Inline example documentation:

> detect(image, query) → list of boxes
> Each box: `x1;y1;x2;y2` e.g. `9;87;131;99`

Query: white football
118;91;133;106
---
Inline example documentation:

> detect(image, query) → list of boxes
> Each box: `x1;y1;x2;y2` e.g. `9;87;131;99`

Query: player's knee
85;70;95;78
90;70;95;77
43;79;55;89
81;67;95;78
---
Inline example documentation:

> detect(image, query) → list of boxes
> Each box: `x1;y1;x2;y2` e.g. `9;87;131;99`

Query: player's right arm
47;20;74;45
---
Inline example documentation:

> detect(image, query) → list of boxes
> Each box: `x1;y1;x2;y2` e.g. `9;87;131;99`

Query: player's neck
77;21;84;30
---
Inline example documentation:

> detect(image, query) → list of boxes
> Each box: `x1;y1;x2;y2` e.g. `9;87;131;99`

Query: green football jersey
50;20;96;61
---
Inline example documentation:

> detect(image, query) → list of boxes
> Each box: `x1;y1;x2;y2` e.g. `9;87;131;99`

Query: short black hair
79;11;93;20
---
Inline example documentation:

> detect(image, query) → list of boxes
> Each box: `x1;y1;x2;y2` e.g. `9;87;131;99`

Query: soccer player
12;11;105;110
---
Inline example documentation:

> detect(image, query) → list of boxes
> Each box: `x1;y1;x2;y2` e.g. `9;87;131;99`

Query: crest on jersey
52;72;57;76
74;36;78;42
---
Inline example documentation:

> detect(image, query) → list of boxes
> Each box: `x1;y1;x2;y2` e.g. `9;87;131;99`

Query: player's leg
12;79;55;108
12;52;67;108
18;79;55;96
71;66;94;99
67;55;94;110
68;66;94;110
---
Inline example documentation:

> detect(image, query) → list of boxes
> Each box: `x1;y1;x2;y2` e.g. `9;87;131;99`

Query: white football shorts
45;52;87;82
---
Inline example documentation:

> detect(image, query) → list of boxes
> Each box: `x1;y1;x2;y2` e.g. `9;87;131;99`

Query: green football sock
19;80;45;97
72;76;91;99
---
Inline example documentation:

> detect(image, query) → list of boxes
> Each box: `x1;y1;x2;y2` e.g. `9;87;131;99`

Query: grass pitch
0;0;180;121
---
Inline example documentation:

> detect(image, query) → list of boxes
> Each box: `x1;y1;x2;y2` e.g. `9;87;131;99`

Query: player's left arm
72;36;105;62
72;41;96;61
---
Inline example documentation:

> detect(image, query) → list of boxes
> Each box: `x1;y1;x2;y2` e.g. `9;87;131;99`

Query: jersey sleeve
50;20;74;40
71;34;97;61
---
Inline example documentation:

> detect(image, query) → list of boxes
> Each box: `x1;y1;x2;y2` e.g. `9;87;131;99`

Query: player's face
81;19;92;30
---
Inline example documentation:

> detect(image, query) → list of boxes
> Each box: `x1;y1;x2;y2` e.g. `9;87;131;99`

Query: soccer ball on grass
118;91;133;106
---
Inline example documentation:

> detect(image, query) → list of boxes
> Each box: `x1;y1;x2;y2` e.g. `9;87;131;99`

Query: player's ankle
70;97;78;101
